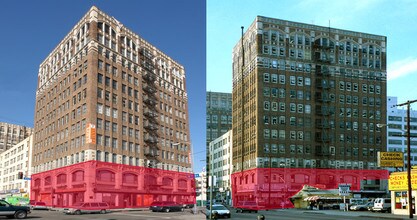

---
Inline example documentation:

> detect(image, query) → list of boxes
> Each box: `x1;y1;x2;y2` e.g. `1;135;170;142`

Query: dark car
149;201;184;212
0;199;31;219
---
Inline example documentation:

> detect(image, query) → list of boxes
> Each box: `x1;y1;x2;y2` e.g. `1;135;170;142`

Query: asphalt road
225;207;410;220
2;209;206;220
8;207;411;220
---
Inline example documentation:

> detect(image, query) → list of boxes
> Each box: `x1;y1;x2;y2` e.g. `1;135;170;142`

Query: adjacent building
195;170;207;206
206;92;232;190
0;135;33;198
31;6;194;208
386;96;417;167
231;16;388;209
0;122;32;153
206;92;232;145
208;130;232;205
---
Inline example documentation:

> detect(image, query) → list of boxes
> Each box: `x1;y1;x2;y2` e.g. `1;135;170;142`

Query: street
3;209;206;220
225;207;411;220
0;206;411;220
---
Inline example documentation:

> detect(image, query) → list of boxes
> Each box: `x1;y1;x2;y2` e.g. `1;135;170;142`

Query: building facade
195;170;207;206
206;92;232;145
206;92;232;188
386;96;417;167
0;122;32;153
31;6;194;208
0;135;33;198
208;130;232;205
231;16;388;209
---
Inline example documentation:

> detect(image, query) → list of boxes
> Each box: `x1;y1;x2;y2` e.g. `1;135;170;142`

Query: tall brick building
0;122;32;153
31;6;194;208
231;16;388;209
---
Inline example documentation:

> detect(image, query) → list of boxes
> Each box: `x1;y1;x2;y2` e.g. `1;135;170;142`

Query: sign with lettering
377;152;404;167
338;184;350;196
86;123;96;144
389;172;417;191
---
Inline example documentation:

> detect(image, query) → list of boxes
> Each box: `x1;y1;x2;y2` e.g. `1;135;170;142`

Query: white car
206;204;231;218
349;202;374;211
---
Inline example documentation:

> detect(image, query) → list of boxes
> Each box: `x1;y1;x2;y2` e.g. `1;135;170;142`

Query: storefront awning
303;196;342;201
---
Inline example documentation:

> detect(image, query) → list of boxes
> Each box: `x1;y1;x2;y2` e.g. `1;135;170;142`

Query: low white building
196;170;207;206
208;130;232;205
0;135;33;198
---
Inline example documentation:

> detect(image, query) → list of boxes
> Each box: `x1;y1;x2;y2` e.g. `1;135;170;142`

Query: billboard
377;152;404;167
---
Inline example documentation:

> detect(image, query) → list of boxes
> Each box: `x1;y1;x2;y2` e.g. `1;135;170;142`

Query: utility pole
397;99;417;219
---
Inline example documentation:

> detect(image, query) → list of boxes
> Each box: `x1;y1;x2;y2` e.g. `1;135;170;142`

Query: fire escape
313;38;334;168
141;47;160;168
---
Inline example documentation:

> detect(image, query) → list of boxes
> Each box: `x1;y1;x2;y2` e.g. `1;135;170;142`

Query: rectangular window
290;103;296;112
339;81;344;90
305;78;311;86
264;73;270;82
279;75;285;84
362;84;367;92
297;77;303;86
290;76;296;85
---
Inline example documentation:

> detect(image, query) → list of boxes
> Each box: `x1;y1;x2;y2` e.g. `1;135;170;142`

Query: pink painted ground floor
232;168;389;210
31;160;196;208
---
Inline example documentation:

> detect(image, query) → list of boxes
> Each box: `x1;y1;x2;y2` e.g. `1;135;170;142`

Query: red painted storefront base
231;168;389;210
30;160;196;208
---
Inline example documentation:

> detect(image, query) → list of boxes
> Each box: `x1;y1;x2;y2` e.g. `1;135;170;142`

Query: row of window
263;101;312;113
263;73;311;85
262;143;377;157
207;115;233;124
264;88;310;100
263;129;308;141
257;57;386;81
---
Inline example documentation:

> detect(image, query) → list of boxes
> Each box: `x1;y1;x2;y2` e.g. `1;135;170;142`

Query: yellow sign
377;152;404;167
389;172;417;191
86;123;96;144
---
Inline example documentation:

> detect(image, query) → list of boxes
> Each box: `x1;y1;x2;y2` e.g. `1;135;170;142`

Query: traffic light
17;172;23;179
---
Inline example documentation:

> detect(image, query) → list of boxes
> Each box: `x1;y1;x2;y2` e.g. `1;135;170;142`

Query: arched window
123;173;138;184
163;177;173;187
45;176;52;186
57;174;67;185
72;170;84;182
97;170;115;182
178;179;187;188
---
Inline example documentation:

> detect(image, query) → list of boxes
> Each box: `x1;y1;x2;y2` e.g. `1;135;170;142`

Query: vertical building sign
86;123;96;144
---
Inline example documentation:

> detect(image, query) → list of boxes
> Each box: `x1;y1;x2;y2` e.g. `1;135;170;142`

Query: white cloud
388;57;417;80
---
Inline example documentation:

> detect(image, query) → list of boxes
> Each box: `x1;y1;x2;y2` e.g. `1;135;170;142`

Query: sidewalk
50;206;206;215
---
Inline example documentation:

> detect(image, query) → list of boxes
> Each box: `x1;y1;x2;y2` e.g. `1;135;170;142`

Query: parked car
349;201;374;211
30;201;49;210
206;204;231;218
63;202;110;215
373;198;391;213
182;203;194;209
149;201;184;212
0;199;31;219
235;201;260;213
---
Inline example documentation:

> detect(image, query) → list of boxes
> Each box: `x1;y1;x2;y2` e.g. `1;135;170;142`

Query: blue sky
207;0;417;106
0;0;206;172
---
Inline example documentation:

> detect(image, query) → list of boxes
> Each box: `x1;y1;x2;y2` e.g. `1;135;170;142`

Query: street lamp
209;143;215;219
172;142;197;214
378;99;417;219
